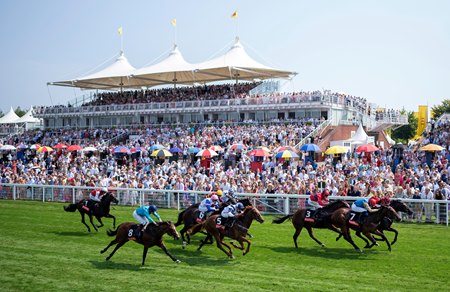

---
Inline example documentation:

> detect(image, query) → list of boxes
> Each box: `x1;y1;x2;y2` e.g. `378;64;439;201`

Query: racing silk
309;192;329;207
135;206;161;223
89;190;102;202
199;198;216;212
354;197;369;208
221;204;237;218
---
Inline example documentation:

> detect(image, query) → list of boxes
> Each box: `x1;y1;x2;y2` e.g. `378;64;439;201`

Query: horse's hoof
175;259;181;264
230;255;235;259
100;250;104;254
105;257;110;261
364;245;370;249
375;243;379;247
321;244;326;248
182;241;186;249
356;249;362;253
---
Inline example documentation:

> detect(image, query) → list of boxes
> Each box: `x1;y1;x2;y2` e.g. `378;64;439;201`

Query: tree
391;110;417;144
14;106;26;117
431;99;450;119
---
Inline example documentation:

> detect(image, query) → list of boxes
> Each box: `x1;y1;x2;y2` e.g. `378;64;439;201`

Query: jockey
307;190;330;210
220;202;245;229
351;195;379;223
221;189;236;206
133;204;162;237
198;194;219;221
90;187;108;202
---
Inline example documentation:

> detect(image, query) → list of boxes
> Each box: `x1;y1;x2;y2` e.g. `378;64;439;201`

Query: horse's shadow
168;247;240;266
48;231;93;237
89;260;148;271
261;245;377;260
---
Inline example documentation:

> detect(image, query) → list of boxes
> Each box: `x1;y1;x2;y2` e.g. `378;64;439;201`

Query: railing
33;93;367;117
0;183;448;225
294;119;331;149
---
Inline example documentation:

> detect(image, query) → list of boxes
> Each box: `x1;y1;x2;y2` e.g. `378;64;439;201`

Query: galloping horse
64;192;118;232
331;205;401;252
175;198;251;248
193;205;264;258
101;221;180;265
272;200;350;248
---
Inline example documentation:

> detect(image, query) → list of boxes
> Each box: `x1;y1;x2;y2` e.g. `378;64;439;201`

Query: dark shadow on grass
260;245;378;260
89;260;146;271
48;231;93;237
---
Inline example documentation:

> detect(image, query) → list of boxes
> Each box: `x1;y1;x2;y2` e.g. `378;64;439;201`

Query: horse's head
390;200;413;215
246;206;264;224
382;206;402;222
161;221;180;241
239;198;253;207
103;192;119;205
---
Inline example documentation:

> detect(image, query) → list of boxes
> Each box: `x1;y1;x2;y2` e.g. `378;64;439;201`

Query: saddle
195;210;207;223
127;224;142;240
304;209;318;223
82;200;98;213
348;211;365;227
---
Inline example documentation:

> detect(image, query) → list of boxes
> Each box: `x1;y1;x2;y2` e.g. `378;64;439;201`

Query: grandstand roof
194;37;297;82
129;45;197;87
49;51;136;90
0;107;20;124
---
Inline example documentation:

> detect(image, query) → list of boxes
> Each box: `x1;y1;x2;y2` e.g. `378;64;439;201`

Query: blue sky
0;0;449;114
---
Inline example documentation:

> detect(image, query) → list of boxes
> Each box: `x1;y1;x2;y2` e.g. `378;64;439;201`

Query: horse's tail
272;214;293;224
107;227;119;237
175;209;186;227
64;204;78;212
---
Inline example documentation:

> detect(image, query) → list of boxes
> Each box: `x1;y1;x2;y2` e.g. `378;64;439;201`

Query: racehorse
193;205;264;258
336;199;413;246
175;198;251;248
331;205;401;252
272;200;350;248
63;192;118;232
101;221;181;265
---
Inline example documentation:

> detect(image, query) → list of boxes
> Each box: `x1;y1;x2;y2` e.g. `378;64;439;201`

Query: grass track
0;200;449;291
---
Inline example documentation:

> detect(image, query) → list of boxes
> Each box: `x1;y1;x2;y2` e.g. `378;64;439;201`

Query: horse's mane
322;200;349;211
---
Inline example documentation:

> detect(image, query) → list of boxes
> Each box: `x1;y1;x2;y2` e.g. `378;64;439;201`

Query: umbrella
209;145;224;152
275;150;299;159
131;147;146;153
151;149;173;158
83;146;98;152
149;144;165;151
230;143;247;151
300;143;321;152
53;143;68;149
66;145;82;152
255;146;271;152
324;145;349;155
0;145;16;151
113;146;131;154
248;149;271;157
169;147;183;153
275;146;297;153
196;149;218;158
30;144;41;150
187;146;200;154
419;144;444;152
356;144;380;153
37;146;54;153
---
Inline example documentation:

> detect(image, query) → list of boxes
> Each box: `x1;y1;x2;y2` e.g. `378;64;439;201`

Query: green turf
0;200;449;292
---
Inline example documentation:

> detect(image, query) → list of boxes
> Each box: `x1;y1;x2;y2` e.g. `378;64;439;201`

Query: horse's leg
80;212;91;232
142;246;149;266
158;242;181;263
100;239;117;254
105;240;127;261
306;226;325;247
214;234;234;258
355;230;371;248
88;214;98;232
371;230;392;251
293;226;302;249
197;233;212;251
341;226;361;252
95;216;104;229
105;214;116;228
388;228;398;245
362;230;380;249
179;226;188;248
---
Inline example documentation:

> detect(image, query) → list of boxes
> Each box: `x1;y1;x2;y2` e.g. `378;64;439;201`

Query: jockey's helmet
235;202;244;210
216;190;223;197
148;205;158;212
101;187;108;193
380;197;391;206
210;194;219;201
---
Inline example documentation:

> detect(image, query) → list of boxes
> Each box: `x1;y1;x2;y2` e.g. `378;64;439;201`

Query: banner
416;105;428;136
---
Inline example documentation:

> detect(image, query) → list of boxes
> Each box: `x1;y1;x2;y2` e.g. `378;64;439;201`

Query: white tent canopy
385;132;396;145
14;107;40;123
349;124;369;143
0;107;20;124
49;51;136;90
194;37;296;83
129;45;197;87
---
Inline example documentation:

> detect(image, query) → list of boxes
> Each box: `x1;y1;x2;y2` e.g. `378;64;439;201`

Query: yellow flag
171;19;177;27
231;10;238;19
117;26;123;36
